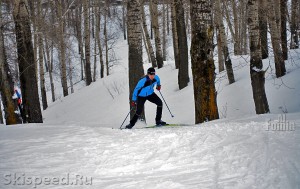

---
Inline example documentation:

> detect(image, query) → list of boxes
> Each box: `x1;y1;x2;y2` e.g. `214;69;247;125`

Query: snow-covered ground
0;114;299;188
1;34;300;188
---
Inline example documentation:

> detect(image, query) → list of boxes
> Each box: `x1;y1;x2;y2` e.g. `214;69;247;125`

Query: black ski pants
130;93;163;126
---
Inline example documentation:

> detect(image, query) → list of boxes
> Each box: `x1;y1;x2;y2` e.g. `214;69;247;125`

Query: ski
115;123;195;130
142;123;194;129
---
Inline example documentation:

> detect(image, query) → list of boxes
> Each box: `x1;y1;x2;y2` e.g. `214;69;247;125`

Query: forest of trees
0;0;299;125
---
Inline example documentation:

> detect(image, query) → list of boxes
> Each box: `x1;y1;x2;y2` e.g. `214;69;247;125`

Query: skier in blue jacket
125;67;166;129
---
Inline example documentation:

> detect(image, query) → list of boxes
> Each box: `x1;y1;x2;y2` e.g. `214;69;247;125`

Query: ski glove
131;101;137;107
156;85;161;91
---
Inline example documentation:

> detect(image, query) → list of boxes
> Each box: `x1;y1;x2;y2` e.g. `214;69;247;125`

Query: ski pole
158;90;174;117
119;107;134;129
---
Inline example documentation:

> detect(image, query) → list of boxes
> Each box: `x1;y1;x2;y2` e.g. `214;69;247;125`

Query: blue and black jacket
132;75;161;101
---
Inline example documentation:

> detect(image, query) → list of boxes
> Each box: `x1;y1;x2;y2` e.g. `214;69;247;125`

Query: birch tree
248;0;270;114
127;0;145;120
141;1;157;67
150;0;164;68
214;0;235;84
258;0;268;59
267;0;286;78
83;0;92;85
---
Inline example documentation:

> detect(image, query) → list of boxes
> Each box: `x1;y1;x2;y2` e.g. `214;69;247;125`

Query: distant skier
13;89;23;120
125;67;166;129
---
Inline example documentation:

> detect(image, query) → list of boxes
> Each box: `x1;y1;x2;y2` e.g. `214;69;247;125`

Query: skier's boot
125;123;133;129
156;120;167;126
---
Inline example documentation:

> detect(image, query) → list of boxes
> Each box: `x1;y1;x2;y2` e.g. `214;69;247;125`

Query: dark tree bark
95;1;105;79
216;29;225;72
13;0;43;123
56;0;68;97
290;0;299;49
248;0;270;114
175;0;189;89
84;0;92;85
0;96;3;124
122;0;127;40
258;0;268;59
280;0;288;60
190;0;219;124
171;0;179;69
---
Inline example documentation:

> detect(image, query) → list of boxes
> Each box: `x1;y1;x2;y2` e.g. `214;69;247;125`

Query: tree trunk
37;0;48;110
280;0;288;60
162;0;167;61
127;0;145;121
84;0;92;85
0;19;19;124
185;3;190;36
28;0;38;80
44;36;55;102
258;0;268;59
123;0;127;40
104;6;110;76
190;0;219;124
13;0;43;123
248;0;270;114
93;15;97;82
142;26;151;63
150;0;164;68
223;1;235;45
231;0;241;55
75;4;85;81
95;3;104;79
167;1;170;35
290;0;299;49
216;29;225;72
171;0;179;69
274;0;281;38
267;0;286;78
56;1;68;97
0;95;3;124
141;2;157;67
241;0;248;54
175;0;189;89
215;0;235;84
67;48;74;94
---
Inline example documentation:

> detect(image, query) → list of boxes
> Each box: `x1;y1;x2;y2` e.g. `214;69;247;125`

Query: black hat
147;67;156;75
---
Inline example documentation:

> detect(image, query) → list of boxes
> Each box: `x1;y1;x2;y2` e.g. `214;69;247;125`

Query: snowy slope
42;39;300;127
